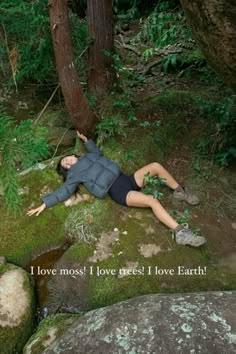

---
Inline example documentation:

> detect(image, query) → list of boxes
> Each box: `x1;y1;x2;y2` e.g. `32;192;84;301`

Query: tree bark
48;0;97;135
180;0;236;91
87;0;115;96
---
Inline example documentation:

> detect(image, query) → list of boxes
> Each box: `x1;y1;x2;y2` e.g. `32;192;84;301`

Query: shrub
0;108;49;212
194;96;236;166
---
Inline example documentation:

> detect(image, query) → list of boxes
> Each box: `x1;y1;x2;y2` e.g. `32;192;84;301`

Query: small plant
65;209;97;244
96;114;128;146
0;1;89;86
84;91;97;109
194;96;236;166
192;161;211;179
169;208;190;225
132;3;191;52
0;108;49;213
169;209;201;236
162;53;177;72
142;172;166;199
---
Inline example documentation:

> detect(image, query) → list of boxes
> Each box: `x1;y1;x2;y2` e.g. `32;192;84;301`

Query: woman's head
56;154;78;181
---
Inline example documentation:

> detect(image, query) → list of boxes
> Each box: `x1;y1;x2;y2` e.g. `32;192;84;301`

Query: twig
34;45;89;126
142;58;163;75
78;44;89;59
51;126;73;159
115;38;141;56
34;83;61;125
2;22;18;93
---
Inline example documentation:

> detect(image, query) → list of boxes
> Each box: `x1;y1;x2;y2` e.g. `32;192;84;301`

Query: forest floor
0;25;236;316
131;77;236;261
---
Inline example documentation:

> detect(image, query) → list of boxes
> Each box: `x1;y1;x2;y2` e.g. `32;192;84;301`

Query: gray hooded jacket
42;139;121;208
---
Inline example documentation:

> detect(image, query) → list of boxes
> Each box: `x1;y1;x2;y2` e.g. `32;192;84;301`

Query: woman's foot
173;186;200;205
175;226;207;247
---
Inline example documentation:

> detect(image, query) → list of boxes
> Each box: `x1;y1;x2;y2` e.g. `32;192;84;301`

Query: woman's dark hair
56;154;80;182
56;154;81;196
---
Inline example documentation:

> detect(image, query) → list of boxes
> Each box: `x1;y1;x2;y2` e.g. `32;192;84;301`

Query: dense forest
0;1;236;353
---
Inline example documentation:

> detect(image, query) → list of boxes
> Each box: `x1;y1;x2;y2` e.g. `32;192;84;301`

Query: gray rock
0;263;36;354
25;292;236;354
0;256;6;264
43;259;90;314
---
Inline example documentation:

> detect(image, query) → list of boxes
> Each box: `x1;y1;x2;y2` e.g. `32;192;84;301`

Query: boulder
23;291;236;354
0;264;36;354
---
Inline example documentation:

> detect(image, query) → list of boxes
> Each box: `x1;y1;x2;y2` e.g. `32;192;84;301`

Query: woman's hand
76;130;88;142
27;203;46;216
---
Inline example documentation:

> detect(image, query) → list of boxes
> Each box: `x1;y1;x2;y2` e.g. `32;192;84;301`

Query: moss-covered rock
37;193;236;313
0;158;74;266
23;314;77;354
25;292;236;354
0;263;36;354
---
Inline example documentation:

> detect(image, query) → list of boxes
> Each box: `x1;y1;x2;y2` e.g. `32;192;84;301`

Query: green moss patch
23;314;78;354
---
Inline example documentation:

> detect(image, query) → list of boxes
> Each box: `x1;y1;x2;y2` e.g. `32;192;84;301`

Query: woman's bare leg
126;190;178;230
134;162;179;189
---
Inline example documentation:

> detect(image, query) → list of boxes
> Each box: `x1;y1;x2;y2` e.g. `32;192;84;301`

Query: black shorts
108;172;142;206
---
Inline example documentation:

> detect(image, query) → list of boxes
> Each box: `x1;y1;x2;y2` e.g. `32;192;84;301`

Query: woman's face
60;155;78;169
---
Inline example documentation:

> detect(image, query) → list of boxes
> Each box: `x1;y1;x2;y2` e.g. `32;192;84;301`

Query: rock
23;292;236;354
0;264;36;354
42;259;90;314
138;243;162;257
20;162;48;176
87;230;119;263
0;256;6;264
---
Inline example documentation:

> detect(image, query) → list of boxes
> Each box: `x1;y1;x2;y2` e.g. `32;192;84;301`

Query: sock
174;185;184;193
174;224;184;233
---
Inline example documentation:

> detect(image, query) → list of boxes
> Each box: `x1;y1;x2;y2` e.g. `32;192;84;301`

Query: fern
0;108;49;213
0;0;88;84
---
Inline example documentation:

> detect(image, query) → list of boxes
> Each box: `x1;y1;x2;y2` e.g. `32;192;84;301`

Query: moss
59;202;236;310
1;99;236;331
102;123;182;174
61;243;95;264
0;167;70;266
147;89;195;112
178;48;205;65
23;313;78;354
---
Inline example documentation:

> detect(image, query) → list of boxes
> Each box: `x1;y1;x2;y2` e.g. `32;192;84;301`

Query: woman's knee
145;194;158;208
126;191;154;208
152;162;163;171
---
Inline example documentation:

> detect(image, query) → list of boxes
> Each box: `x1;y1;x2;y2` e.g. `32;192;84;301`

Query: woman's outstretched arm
77;130;102;155
27;203;46;216
27;178;79;216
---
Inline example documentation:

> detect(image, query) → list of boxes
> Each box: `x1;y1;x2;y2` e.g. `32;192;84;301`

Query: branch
51;126;72;159
1;22;18;93
34;83;61;125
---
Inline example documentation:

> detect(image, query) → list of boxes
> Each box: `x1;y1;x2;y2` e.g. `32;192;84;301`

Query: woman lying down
27;130;207;248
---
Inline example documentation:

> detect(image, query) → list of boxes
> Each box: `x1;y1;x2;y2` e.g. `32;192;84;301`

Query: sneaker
173;186;200;205
175;226;207;247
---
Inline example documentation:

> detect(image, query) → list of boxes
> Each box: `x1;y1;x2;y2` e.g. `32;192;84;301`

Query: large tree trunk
180;0;236;91
87;0;115;96
48;0;97;135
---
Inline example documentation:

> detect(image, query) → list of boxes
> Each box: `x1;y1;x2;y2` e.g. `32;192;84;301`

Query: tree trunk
48;0;97;135
87;0;115;96
180;0;236;91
